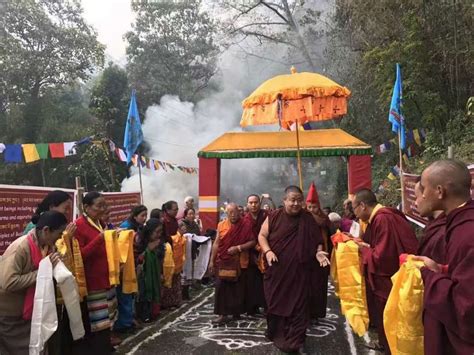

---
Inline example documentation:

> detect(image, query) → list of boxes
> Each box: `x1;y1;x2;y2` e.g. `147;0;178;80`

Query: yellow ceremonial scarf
162;242;175;288
368;203;384;224
384;255;425;355
171;232;186;274
56;231;88;300
104;229;138;294
333;240;369;336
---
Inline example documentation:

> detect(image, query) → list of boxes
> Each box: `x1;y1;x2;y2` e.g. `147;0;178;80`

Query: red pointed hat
306;181;320;206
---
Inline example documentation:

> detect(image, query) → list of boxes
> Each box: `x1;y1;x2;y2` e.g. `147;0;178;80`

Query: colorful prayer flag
49;143;65;158
35;144;49;159
64;142;77;156
0;144;5;153
388;63;406;149
403;154;409;165
123;90;143;164
413;129;421;146
387;172;397;180
116;148;127;162
4;144;23;163
22;144;40;163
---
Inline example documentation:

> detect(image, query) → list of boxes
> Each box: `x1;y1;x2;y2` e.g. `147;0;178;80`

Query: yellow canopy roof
242;71;351;108
198;129;372;159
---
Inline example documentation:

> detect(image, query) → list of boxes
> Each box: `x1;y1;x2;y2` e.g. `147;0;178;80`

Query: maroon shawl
361;207;418;299
217;217;254;263
163;213;178;242
264;208;321;317
422;200;474;354
245;209;268;238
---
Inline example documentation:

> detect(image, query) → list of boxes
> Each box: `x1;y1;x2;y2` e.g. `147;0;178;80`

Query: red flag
49;143;65;158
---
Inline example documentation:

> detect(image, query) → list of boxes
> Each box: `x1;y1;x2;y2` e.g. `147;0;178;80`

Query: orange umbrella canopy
241;67;351;129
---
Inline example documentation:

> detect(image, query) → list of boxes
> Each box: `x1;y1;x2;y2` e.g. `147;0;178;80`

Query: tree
89;62;129;143
125;0;220;108
219;0;327;70
0;0;104;141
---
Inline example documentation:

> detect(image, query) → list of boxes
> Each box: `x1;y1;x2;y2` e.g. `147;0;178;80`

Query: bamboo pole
137;154;144;204
398;133;405;212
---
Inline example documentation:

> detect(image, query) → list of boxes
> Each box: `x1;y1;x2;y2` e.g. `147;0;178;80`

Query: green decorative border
197;147;373;159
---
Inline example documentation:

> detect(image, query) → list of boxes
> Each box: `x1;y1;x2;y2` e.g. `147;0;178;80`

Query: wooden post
101;140;117;191
75;176;84;216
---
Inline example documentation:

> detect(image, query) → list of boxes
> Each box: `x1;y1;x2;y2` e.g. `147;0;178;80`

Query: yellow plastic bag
334;240;369;336
384;255;424;355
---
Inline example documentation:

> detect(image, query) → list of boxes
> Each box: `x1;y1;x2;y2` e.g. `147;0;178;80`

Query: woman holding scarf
0;211;67;355
73;192;117;353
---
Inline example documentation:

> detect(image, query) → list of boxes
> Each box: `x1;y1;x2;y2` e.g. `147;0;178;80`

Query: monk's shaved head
226;202;239;212
423;160;471;199
354;188;378;207
284;185;303;196
226;202;240;223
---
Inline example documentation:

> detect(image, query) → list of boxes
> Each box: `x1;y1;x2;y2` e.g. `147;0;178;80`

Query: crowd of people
0;192;211;354
0;159;472;355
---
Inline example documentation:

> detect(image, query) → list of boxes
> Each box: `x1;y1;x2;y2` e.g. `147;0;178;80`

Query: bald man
413;160;474;355
259;186;329;354
414;180;446;261
353;189;418;353
209;203;256;324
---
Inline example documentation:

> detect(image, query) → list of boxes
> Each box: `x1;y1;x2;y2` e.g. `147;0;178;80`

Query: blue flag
388;63;406;149
123;90;143;164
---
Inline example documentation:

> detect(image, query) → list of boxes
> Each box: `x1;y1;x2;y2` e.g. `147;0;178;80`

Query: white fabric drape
29;259;84;355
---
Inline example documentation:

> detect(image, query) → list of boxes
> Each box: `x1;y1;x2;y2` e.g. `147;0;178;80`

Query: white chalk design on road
172;299;340;350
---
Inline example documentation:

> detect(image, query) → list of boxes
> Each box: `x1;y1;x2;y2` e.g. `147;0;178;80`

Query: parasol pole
295;119;303;190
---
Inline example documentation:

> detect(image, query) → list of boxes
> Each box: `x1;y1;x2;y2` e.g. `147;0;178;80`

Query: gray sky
81;0;134;60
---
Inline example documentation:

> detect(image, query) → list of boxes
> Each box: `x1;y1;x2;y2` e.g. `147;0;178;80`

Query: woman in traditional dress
162;200;179;243
135;218;165;322
73;192;117;353
114;205;147;333
182;208;201;235
0;211;67;355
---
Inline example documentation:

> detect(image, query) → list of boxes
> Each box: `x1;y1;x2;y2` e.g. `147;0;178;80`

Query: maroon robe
214;218;255;316
418;213;446;263
309;211;331;319
264;208;322;352
361;207;419;353
163;213;178;244
244;210;268;313
422;200;474;355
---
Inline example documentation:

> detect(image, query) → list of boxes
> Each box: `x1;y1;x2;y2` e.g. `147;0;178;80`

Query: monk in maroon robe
413;160;474;355
259;186;329;353
306;182;331;320
414;180;446;262
209;203;256;324
353;189;419;354
243;194;268;315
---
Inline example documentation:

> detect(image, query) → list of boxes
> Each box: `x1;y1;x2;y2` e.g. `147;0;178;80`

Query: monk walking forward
259;186;330;354
209;203;256;324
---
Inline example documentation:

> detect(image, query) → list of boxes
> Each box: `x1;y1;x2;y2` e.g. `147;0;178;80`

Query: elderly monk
414;179;446;261
209;203;256;324
353;189;418;354
259;186;330;354
305;182;331;320
244;194;268;315
412;160;474;355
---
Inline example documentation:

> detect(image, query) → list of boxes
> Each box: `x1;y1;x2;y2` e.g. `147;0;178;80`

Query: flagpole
398;132;405;212
138;154;144;204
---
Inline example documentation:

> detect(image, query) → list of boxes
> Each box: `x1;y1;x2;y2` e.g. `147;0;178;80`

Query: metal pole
398;133;405;212
75;176;84;216
138;154;144;204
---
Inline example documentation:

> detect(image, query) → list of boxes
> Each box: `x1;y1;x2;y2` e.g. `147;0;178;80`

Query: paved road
117;284;380;354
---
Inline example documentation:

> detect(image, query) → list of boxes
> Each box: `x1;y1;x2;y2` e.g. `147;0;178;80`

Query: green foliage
125;0;220;107
89;62;129;143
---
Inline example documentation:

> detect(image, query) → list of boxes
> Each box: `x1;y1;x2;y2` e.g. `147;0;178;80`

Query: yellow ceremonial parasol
240;67;351;188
